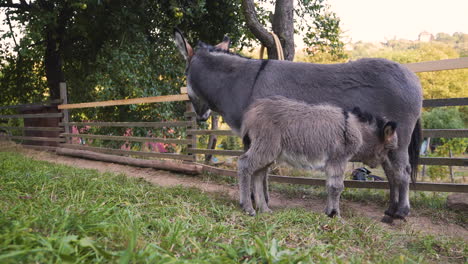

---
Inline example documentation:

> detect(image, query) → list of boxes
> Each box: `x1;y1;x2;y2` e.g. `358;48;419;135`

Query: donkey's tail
408;119;422;183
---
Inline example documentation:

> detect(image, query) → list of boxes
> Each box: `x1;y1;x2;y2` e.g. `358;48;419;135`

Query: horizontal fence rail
58;94;189;110
60;143;194;161
202;165;468;193
59;121;194;128
422;129;468;138
0;99;62;110
405;57;468;73
61;133;191;145
423;97;468;108
0;113;63;119
189;128;468;139
0;135;65;142
0;126;64;132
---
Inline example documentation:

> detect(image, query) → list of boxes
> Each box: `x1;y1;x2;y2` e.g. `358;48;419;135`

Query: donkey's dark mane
197;41;252;59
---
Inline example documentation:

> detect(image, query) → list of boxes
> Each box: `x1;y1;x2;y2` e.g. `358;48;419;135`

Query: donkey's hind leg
324;161;347;217
382;158;399;218
386;150;412;219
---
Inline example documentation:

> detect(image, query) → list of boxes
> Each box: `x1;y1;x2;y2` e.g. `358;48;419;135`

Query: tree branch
241;0;274;48
5;8;18;49
0;0;30;10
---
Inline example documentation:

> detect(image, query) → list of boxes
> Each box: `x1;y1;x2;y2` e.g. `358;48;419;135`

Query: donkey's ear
173;28;193;62
215;35;231;51
383;121;398;149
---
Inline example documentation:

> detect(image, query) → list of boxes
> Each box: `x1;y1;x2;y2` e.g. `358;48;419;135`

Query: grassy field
0;152;466;263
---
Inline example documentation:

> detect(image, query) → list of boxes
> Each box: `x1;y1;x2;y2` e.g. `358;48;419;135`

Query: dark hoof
381;215;394;224
384;206;397;217
327;209;338;218
395;207;410;219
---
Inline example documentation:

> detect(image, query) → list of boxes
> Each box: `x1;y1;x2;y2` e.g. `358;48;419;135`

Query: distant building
418;31;433;42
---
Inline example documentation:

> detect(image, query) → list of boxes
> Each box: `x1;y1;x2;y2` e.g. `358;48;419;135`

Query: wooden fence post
186;102;197;162
59;83;70;144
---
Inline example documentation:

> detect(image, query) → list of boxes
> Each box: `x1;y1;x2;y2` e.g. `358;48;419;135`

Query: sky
1;0;467;45
327;0;468;42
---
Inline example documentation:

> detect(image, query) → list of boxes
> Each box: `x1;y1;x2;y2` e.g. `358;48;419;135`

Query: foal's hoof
243;208;256;216
259;207;273;214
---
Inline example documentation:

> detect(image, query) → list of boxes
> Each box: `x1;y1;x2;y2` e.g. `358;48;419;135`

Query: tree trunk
204;115;219;164
44;29;65;100
40;0;70;100
242;0;294;61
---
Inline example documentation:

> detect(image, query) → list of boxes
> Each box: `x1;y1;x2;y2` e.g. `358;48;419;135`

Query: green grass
0;152;466;263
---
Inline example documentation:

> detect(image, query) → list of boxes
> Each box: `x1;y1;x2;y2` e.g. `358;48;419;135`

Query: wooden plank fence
1;58;467;193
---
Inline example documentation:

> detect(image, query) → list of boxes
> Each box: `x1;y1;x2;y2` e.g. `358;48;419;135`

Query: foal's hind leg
324;161;347;217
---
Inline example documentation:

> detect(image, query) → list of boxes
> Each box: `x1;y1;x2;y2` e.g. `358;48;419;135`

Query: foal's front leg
324;162;346;217
253;167;271;213
238;154;256;216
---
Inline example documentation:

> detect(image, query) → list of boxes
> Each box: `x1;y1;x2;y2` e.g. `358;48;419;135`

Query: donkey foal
239;96;398;217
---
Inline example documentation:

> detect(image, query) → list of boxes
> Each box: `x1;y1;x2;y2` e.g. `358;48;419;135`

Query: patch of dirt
6;144;467;242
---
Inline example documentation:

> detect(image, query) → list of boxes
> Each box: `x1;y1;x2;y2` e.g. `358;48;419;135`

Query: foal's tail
408;119;422;183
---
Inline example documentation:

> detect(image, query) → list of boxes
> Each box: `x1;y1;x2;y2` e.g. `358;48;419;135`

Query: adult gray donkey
174;29;422;221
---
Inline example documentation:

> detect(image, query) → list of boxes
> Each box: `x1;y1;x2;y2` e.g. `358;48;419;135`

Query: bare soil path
6;145;467;242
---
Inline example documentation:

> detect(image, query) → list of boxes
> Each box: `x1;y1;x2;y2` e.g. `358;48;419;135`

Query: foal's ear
383;121;398;149
173;28;193;62
215;35;231;51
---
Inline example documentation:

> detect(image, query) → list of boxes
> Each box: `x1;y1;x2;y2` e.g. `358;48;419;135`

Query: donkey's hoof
384;208;396;217
395;207;410;219
381;215;394;224
326;209;339;218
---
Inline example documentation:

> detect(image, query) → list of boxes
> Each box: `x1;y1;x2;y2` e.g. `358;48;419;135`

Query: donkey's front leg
324;162;346;217
238;154;256;216
253;167;271;213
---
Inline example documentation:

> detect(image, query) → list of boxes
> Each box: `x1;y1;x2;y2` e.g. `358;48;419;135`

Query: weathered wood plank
423;129;468;138
405;57;468;73
0;113;63;119
419;157;468;166
180;87;187;94
59;121;192;128
0;99;62;110
2;135;65;142
423;97;468;108
60;143;193;161
60;133;191;144
0;126;64;132
56;148;203;175
22;144;58;152
58;94;189;110
188;148;244;156
187;129;236;136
